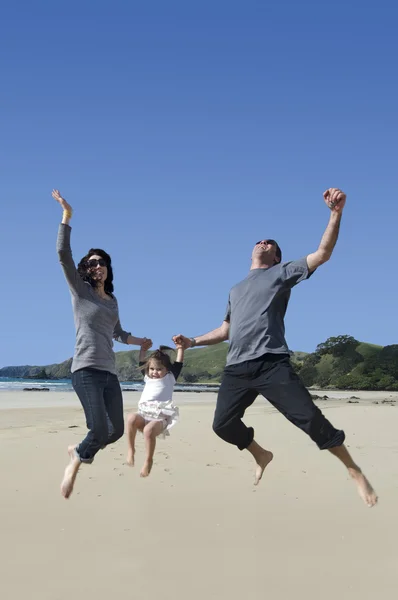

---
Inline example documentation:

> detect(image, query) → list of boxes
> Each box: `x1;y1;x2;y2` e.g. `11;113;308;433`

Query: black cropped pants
213;354;345;451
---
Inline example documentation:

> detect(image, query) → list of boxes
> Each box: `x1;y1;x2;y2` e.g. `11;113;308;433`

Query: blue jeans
72;368;124;463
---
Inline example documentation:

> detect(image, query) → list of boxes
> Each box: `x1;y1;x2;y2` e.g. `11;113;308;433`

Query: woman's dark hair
77;248;114;295
140;346;176;376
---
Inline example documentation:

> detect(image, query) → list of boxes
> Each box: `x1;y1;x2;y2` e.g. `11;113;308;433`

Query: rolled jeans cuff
75;446;94;465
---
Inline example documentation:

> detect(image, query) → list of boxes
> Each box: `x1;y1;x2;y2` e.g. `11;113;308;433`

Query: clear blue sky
1;1;397;368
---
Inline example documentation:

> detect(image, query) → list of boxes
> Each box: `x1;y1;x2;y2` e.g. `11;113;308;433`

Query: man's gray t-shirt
224;258;313;366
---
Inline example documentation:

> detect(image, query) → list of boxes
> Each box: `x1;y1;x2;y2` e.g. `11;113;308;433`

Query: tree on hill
295;352;320;387
361;345;398;387
316;335;359;357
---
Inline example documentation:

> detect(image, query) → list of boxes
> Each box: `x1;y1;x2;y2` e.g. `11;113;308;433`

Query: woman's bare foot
348;467;378;507
126;448;135;466
140;459;153;478
60;446;80;499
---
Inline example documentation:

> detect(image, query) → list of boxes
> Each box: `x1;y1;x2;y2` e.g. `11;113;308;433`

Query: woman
53;189;152;499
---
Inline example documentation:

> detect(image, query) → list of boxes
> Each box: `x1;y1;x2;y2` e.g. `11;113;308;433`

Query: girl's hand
52;189;73;215
140;338;153;351
173;335;191;350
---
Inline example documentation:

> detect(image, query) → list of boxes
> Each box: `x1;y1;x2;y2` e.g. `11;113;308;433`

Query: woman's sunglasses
86;258;107;268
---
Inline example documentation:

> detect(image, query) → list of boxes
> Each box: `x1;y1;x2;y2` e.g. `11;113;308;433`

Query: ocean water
0;377;219;393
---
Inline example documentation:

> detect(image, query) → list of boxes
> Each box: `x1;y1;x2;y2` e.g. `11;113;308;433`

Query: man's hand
172;334;193;349
307;188;346;272
323;188;346;213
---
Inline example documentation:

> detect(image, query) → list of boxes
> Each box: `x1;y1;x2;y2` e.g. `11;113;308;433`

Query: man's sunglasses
255;239;277;247
86;258;107;268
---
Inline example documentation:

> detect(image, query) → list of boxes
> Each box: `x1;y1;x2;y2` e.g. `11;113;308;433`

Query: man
173;188;377;507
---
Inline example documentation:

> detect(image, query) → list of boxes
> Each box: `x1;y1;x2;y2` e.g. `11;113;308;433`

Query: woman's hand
52;189;73;223
140;338;153;352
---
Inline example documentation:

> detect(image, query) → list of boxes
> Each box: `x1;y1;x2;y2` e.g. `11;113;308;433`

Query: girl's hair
77;248;114;295
140;346;176;376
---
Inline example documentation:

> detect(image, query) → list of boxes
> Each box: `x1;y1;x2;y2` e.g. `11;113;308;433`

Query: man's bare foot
126;449;135;466
348;467;378;507
140;459;153;478
247;440;274;486
61;446;80;499
254;450;274;485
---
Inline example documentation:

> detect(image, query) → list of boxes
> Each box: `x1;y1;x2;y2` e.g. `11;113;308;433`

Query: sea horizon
0;376;219;393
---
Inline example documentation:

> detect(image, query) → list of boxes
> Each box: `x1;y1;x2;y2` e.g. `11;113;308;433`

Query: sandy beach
1;390;397;600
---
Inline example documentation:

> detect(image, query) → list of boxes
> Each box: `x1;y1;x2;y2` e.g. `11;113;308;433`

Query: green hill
295;336;398;391
1;336;397;390
356;342;383;359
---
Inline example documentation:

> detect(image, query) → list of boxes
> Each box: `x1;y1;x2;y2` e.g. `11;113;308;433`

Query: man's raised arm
306;188;346;273
172;321;230;349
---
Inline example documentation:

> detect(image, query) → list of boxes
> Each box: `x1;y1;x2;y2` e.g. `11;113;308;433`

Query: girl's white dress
138;367;181;437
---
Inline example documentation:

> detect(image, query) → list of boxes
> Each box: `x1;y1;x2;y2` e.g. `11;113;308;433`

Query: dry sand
0;390;397;600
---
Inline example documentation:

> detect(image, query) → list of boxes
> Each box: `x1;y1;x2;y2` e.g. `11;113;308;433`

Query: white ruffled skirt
138;399;179;438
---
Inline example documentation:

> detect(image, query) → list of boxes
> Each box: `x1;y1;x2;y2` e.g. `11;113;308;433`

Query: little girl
126;339;187;477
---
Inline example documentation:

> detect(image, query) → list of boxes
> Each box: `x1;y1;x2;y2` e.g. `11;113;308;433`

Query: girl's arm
139;346;147;363
53;189;87;296
138;339;152;376
170;347;185;380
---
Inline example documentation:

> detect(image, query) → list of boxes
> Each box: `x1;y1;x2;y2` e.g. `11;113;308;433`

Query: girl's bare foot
140;459;153;477
60;446;80;499
126;448;135;466
348;467;378;507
